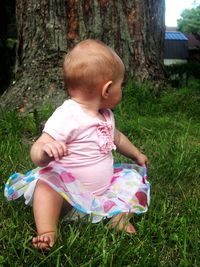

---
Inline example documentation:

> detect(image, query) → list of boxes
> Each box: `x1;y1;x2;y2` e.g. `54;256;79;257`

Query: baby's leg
111;213;136;234
32;180;66;250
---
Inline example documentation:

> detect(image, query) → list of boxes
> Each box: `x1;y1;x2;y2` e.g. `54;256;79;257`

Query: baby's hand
42;140;69;162
135;153;148;167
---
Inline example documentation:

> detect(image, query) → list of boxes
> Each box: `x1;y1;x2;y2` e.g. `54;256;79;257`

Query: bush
165;62;200;87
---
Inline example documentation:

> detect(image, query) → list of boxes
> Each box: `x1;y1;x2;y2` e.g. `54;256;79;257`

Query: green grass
0;79;200;266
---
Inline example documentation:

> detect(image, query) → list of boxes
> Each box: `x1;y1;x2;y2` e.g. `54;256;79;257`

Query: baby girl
5;39;150;250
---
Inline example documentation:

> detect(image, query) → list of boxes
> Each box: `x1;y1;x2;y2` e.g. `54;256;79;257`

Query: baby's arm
30;133;69;167
114;129;148;166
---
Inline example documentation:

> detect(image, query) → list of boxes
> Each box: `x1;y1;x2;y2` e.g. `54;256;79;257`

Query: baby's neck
70;97;104;119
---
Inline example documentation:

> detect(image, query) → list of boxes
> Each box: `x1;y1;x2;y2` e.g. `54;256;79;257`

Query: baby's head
64;39;124;99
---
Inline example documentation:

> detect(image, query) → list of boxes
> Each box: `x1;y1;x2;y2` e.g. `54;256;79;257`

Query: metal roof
165;31;188;41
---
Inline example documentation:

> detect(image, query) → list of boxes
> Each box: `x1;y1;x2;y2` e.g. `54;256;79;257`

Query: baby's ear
102;81;112;99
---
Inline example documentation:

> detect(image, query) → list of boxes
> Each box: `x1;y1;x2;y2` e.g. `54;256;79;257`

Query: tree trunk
0;0;166;111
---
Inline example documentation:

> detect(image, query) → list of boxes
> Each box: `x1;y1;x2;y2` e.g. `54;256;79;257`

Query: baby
5;39;150;250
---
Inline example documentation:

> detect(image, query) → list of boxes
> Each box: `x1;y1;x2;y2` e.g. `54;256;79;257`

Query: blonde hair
64;39;124;93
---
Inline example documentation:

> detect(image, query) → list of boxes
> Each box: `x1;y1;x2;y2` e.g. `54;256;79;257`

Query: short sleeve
43;103;79;143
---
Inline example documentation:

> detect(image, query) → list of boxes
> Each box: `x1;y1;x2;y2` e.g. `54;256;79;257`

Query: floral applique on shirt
96;111;116;154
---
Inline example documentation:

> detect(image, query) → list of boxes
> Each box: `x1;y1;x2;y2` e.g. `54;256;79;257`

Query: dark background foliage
0;0;16;95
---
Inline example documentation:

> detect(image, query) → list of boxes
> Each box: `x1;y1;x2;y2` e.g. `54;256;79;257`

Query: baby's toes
39;236;49;244
32;236;50;250
32;236;38;246
125;222;136;234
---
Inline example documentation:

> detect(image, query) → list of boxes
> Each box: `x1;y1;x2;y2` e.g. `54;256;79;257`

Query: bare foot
32;231;56;250
111;213;136;234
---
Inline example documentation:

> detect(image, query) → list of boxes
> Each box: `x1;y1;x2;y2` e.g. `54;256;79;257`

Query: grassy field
0;80;200;266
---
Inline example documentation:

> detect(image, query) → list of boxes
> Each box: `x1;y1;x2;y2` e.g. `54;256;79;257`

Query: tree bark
1;0;166;111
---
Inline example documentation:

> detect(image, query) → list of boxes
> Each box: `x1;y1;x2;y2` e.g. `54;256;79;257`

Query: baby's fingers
42;144;58;160
51;142;68;161
43;142;68;161
56;141;69;157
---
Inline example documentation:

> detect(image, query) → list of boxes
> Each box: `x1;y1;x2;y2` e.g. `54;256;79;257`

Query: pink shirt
43;99;116;195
